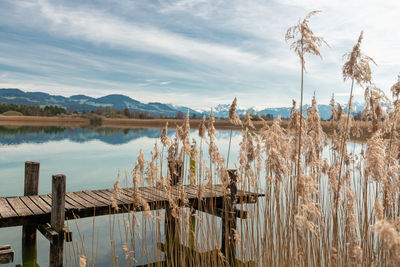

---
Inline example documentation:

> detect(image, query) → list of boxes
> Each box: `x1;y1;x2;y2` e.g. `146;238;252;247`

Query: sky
0;0;399;110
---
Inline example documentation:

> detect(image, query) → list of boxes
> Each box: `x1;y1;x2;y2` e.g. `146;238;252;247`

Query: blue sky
0;0;399;109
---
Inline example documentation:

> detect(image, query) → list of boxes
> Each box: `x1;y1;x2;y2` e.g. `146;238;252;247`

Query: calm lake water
0;125;367;266
0;125;243;266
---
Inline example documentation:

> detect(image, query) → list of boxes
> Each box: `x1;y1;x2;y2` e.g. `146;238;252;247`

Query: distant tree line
0;102;278;121
0;103;67;116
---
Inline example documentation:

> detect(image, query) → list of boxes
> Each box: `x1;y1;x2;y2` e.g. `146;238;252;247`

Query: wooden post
22;161;40;266
24;162;40;196
221;169;238;262
50;174;66;267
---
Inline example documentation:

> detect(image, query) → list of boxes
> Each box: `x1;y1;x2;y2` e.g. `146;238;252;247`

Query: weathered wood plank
19;196;45;215
89;190;112;205
37;223;59;243
65;194;86;210
67;192;96;209
126;187;156;202
44;193;75;210
105;189;135;204
70;192;104;208
29;195;51;213
0;198;18;218
82;190;110;206
93;190;128;205
141;186;168;202
6;197;33;217
0;245;14;264
194;184;221;199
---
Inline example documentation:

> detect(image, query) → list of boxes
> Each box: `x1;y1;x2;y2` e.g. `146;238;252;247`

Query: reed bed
65;11;400;267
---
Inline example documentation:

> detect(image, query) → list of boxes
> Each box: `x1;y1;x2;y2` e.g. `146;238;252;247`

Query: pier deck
0;184;263;228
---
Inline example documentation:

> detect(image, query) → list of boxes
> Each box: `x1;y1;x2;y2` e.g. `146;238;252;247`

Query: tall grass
65;12;400;267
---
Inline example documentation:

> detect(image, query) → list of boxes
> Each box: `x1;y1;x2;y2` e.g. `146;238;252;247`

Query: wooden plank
0;198;18;218
19;196;45;215
93;190;128;205
6;197;33;217
65;192;92;209
122;188;148;202
43;193;75;211
39;194;52;206
37;223;59;244
141;186;168;201
65;194;86;210
73;191;106;208
166;186;182;200
89;190;112;205
137;187;153;202
119;188;151;209
124;187;162;204
0;246;14;264
29;195;51;213
105;189;134;204
205;184;226;197
0;245;11;250
183;185;200;198
181;185;198;199
192;184;220;199
82;190;110;206
136;187;159;203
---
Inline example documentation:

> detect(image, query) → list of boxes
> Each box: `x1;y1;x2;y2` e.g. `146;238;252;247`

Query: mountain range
0;88;366;120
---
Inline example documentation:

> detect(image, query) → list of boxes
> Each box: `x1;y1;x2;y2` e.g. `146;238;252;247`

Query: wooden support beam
0;245;14;264
38;224;72;244
38;223;58;243
193;206;247;219
50;174;66;267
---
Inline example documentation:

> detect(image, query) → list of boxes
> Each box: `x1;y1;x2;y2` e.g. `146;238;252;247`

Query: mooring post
221;169;238;262
22;161;40;266
49;174;66;267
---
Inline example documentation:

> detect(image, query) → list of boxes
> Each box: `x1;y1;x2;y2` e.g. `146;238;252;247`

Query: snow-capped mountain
201;101;367;121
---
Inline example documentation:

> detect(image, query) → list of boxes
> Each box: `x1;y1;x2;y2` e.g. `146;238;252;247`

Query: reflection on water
0;126;169;145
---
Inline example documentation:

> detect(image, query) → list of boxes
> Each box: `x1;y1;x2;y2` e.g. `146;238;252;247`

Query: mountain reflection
0;126;165;145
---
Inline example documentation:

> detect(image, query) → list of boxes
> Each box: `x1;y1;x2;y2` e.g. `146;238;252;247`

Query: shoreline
0;115;268;129
0;115;372;141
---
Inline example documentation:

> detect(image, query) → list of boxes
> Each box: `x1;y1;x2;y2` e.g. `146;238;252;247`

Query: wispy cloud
0;0;399;108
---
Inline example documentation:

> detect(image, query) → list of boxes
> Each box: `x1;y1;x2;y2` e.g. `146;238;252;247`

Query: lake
0;125;244;266
0;124;372;266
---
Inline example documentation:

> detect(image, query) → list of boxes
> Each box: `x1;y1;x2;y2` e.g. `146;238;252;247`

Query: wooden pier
0;184;261;228
0;162;264;266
